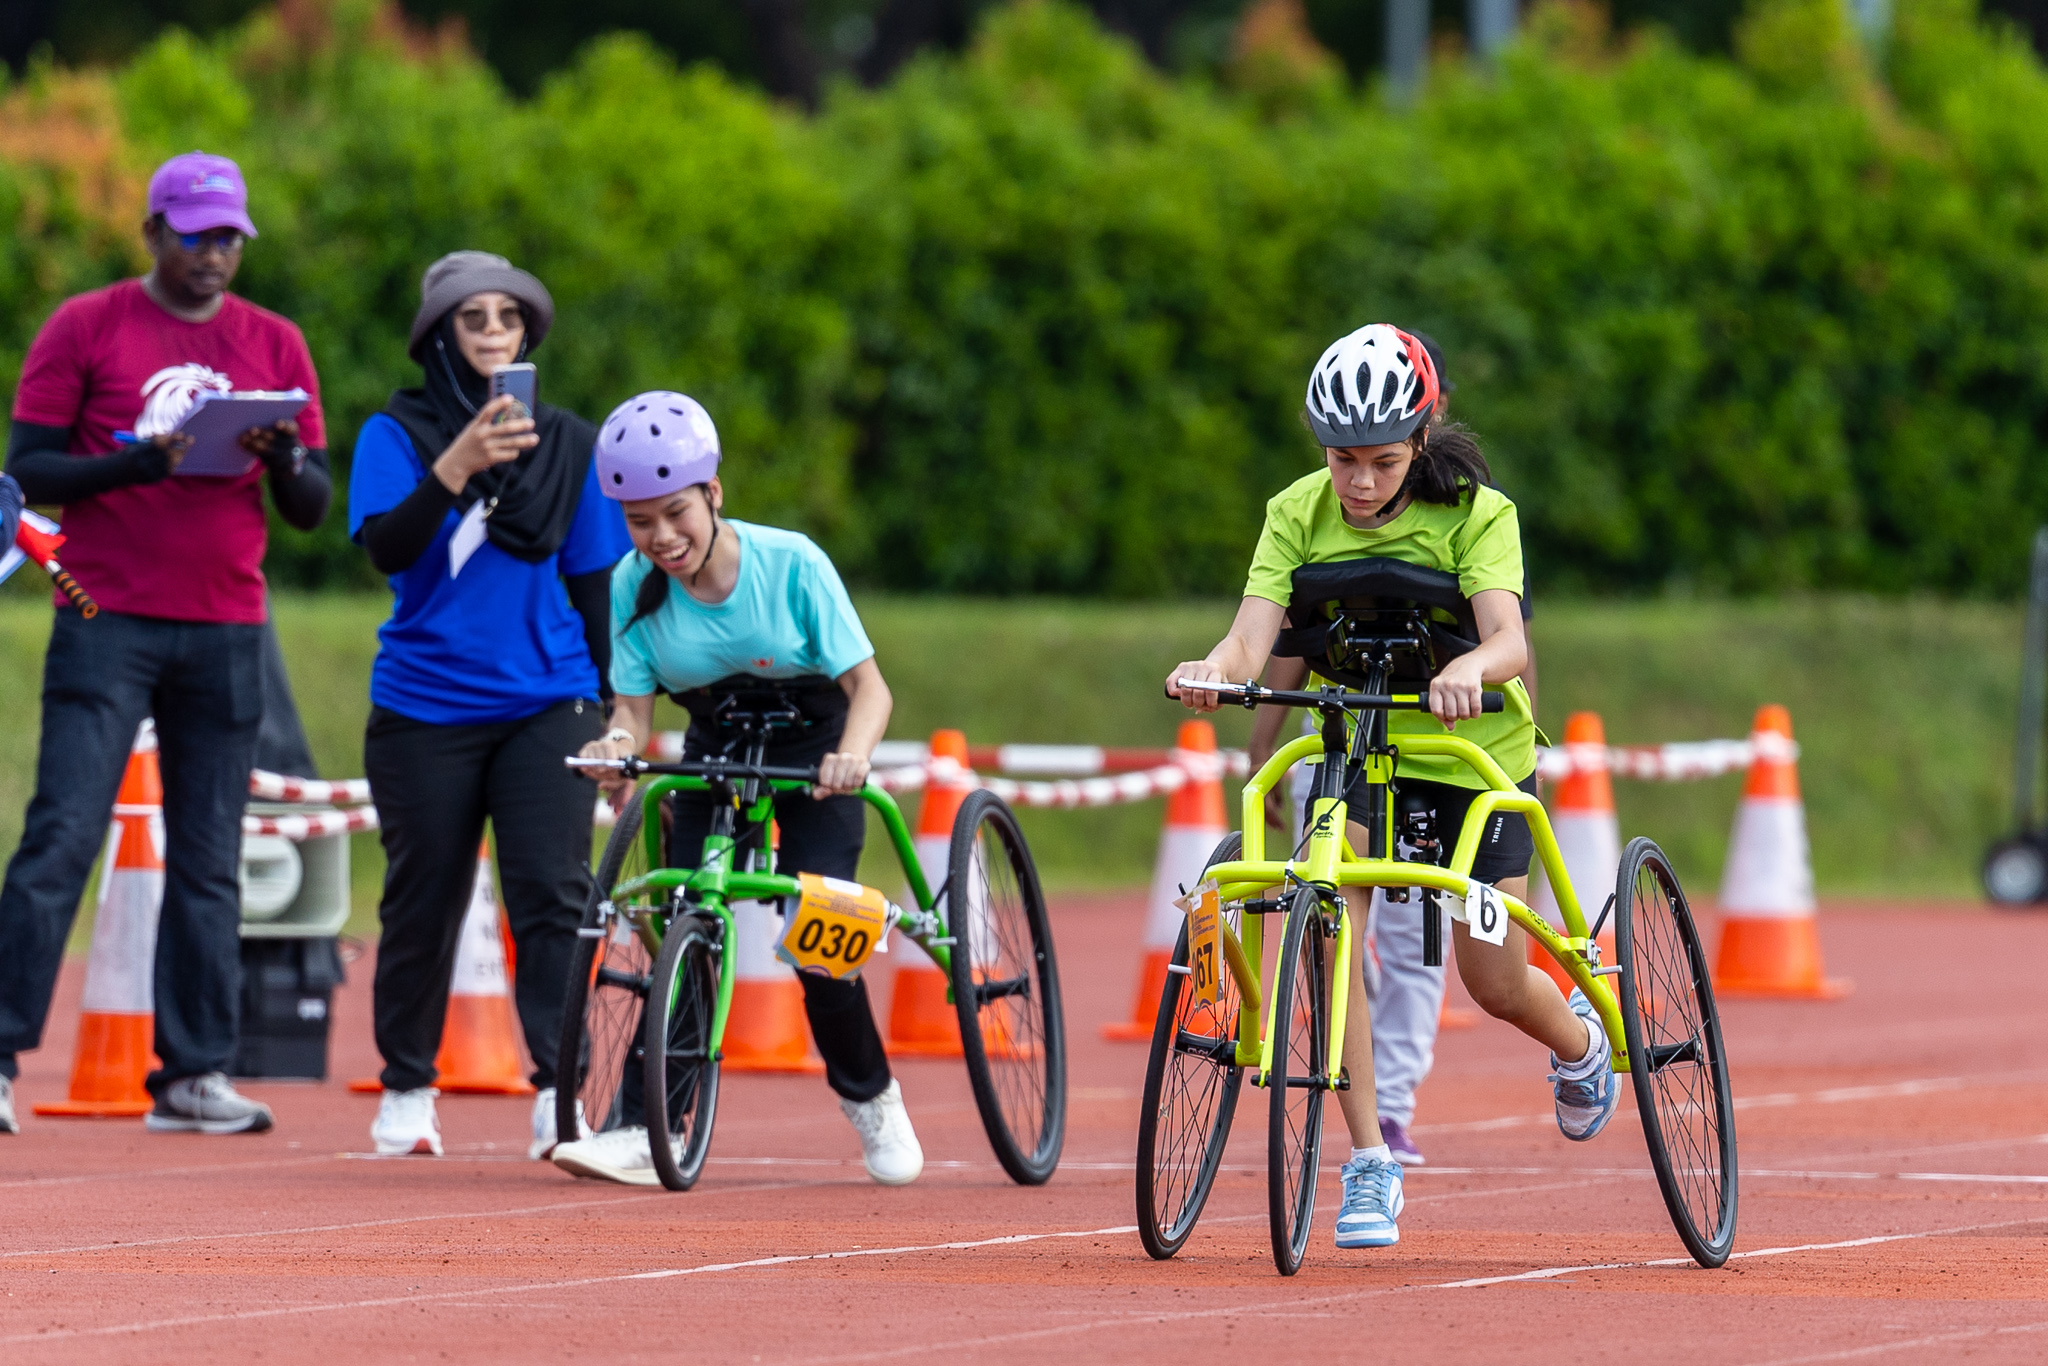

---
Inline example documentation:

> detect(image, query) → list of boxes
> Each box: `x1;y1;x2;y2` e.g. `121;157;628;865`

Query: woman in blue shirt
348;252;630;1162
547;390;922;1189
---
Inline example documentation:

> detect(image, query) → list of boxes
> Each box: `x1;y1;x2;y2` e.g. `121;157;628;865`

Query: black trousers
0;609;263;1092
665;781;891;1103
364;698;602;1093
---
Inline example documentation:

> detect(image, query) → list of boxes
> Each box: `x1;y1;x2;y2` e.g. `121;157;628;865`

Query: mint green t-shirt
1244;471;1536;789
609;520;874;696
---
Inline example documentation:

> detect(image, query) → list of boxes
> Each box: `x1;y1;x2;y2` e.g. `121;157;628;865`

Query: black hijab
383;311;596;564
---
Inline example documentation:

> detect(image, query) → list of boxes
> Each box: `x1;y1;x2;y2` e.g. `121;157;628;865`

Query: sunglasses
172;229;245;255
456;305;526;334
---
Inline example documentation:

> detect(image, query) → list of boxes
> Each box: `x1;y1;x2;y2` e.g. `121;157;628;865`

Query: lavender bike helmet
596;391;721;502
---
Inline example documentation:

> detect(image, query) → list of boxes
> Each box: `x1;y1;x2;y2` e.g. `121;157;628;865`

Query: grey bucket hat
408;250;555;360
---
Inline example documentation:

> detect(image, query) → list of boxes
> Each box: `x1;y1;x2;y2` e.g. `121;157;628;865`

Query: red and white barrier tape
249;770;373;805
1534;732;1798;782
242;806;380;839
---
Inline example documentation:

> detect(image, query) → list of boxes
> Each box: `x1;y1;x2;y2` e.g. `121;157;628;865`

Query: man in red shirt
0;153;331;1136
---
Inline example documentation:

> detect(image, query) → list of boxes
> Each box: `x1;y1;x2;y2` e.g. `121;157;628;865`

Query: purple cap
148;152;257;238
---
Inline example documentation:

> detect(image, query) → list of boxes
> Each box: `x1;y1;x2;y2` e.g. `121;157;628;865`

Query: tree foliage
4;0;2048;595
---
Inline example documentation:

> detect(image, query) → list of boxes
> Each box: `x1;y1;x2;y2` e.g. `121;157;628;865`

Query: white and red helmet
595;391;721;502
1304;324;1441;448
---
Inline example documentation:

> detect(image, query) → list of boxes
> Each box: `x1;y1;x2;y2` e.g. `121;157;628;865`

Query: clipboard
167;390;311;477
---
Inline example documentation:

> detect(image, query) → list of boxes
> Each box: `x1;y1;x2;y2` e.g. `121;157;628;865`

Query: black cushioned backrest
1272;557;1480;687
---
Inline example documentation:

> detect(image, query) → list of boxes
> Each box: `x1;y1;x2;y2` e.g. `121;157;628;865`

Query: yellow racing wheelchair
1135;561;1736;1275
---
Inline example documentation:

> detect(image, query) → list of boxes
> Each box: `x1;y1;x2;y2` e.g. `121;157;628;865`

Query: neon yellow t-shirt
1244;470;1536;789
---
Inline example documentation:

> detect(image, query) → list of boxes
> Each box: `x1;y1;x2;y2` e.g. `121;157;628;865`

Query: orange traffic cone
1531;712;1619;993
1103;720;1228;1041
886;730;969;1057
722;889;826;1073
352;842;536;1094
37;722;164;1117
1714;706;1849;999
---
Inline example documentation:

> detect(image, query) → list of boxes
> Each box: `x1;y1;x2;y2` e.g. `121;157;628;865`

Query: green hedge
4;0;2047;595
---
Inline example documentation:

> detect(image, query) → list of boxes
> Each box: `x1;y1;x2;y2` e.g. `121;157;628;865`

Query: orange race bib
777;874;891;980
1174;879;1222;1006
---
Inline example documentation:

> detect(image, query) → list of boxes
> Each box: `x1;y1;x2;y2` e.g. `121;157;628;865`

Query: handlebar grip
1483;693;1504;714
49;565;97;619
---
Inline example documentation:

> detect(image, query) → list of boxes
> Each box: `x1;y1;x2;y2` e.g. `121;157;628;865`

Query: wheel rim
656;931;716;1171
1272;900;1326;1268
1624;853;1733;1255
961;814;1055;1166
1145;925;1242;1242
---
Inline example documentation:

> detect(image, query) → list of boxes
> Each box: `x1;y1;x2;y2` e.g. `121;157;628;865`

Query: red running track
4;898;2048;1365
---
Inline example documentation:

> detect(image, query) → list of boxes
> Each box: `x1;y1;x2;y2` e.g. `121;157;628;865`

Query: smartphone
489;362;537;421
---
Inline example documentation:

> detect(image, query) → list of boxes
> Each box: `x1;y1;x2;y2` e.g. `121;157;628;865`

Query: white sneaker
551;1126;659;1186
839;1079;923;1186
0;1075;17;1134
529;1087;557;1160
145;1073;275;1134
370;1087;442;1156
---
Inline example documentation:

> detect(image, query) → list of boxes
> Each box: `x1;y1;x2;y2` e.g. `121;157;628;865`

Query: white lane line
0;1222;1141;1346
1415;1071;2045;1136
1436;1211;2048;1288
1741;1318;2048;1365
0;1155;333;1190
787;1210;2048;1366
3;1182;806;1261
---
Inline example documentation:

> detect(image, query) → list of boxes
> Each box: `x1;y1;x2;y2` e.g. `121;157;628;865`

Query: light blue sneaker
1550;988;1620;1142
1334;1153;1404;1249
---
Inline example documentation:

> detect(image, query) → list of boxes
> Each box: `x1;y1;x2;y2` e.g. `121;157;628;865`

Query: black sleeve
356;475;458;575
0;472;19;548
266;447;332;531
6;420;174;503
1521;563;1533;621
565;567;614;703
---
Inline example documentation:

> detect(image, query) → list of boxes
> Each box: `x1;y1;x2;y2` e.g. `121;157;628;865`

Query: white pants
1291;752;1441;1128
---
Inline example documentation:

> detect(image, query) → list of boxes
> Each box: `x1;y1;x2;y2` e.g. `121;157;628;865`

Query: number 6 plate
777;873;890;981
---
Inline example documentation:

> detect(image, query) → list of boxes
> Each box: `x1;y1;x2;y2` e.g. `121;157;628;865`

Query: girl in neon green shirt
1167;324;1618;1252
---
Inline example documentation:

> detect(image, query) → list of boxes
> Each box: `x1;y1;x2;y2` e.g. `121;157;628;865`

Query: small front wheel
1615;837;1738;1268
947;789;1067;1186
1136;832;1247;1260
556;791;654;1150
643;915;723;1192
1267;887;1331;1277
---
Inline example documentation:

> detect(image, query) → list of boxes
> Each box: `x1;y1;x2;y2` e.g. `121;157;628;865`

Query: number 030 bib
777;874;891;980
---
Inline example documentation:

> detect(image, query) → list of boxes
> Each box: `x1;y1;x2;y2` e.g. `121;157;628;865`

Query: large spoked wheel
1615;837;1738;1268
1136;833;1248;1260
1267;886;1331;1277
947;788;1067;1185
556;791;656;1150
643;913;723;1192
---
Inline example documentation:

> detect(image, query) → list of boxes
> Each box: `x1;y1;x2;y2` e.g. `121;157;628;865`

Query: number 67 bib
777;873;891;980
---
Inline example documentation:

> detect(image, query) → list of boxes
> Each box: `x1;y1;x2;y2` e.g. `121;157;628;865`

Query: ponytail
1402;418;1494;506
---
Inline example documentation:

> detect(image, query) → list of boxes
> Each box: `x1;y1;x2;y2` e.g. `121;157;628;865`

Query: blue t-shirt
610;520;873;696
348;413;632;725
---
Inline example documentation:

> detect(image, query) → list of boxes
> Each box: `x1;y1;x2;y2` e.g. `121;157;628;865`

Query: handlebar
1168;677;1506;714
564;754;822;783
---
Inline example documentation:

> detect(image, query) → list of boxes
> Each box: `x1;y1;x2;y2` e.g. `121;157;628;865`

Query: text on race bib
1174;879;1222;1006
777;873;890;981
1465;879;1509;947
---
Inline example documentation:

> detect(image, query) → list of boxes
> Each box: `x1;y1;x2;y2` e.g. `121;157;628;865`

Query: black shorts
1341;771;1539;885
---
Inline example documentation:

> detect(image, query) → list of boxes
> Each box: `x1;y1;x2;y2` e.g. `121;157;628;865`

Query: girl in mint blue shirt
550;391;920;1190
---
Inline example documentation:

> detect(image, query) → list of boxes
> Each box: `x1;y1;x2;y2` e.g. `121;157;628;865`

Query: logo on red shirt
136;363;233;439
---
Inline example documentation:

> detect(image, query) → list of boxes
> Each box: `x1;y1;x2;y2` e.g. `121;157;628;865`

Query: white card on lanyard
448;499;491;578
1465;879;1509;946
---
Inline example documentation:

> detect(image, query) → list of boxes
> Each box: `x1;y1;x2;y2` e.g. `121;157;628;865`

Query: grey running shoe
145;1073;275;1134
0;1075;17;1134
1379;1116;1425;1166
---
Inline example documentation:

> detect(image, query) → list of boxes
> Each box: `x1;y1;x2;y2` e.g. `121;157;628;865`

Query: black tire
556;792;656;1148
1615;837;1738;1269
1267;886;1330;1277
1983;837;2048;905
947;788;1067;1185
1136;833;1249;1260
643;914;722;1192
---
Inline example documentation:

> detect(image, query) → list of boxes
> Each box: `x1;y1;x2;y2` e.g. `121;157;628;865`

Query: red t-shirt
11;279;326;624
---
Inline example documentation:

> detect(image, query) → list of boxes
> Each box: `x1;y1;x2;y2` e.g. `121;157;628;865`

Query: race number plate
1465;879;1509;946
776;874;890;980
1174;879;1222;1006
